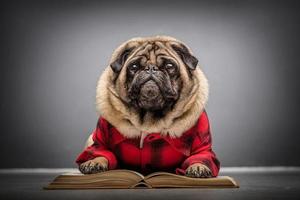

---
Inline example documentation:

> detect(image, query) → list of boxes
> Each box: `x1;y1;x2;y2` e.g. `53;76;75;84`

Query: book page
45;169;145;189
144;172;239;188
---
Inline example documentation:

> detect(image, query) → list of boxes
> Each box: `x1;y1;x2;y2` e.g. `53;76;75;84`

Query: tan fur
95;36;209;139
84;134;94;149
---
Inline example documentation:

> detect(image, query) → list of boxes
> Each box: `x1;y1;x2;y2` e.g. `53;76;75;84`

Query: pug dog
76;36;220;178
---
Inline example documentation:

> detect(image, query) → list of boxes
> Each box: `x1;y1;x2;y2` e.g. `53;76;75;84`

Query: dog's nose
145;64;158;74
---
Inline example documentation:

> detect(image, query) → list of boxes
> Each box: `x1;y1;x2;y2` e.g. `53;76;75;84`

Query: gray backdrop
1;0;300;168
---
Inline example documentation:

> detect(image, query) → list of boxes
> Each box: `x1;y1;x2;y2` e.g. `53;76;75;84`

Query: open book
45;169;239;189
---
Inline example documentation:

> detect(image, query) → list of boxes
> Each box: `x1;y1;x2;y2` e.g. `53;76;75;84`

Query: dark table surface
0;171;300;200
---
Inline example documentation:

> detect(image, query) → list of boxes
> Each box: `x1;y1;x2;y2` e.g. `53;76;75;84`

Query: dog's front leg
185;163;212;178
79;157;108;174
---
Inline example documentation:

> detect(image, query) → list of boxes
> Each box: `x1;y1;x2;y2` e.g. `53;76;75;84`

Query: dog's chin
137;96;165;111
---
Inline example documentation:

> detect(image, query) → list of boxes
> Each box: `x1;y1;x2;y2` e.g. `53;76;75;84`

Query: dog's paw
79;157;108;174
185;163;212;178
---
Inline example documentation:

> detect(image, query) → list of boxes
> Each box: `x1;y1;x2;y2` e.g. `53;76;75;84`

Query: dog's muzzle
140;80;160;99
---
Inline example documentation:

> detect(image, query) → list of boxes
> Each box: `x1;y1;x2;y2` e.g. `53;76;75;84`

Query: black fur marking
110;46;135;73
152;109;165;119
138;108;147;124
171;44;198;78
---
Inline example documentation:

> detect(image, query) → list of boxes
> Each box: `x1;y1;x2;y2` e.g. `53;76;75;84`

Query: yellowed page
45;169;145;189
144;172;239;188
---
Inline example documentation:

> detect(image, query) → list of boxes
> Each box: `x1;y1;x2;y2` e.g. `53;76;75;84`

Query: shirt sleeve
75;117;118;170
180;111;220;177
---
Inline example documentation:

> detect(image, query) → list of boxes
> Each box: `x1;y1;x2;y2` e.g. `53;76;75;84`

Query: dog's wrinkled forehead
110;36;198;74
133;41;171;64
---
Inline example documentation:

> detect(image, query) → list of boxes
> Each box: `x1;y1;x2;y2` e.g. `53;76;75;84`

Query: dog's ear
110;46;135;73
171;43;198;70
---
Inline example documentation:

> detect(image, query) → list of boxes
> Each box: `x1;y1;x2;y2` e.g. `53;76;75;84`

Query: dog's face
110;37;198;118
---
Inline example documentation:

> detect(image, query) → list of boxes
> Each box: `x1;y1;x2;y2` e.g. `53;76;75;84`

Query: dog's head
109;36;199;118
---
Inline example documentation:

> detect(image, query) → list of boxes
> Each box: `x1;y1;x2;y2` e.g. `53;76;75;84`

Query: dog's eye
129;63;140;71
132;64;138;69
165;62;176;74
166;63;174;68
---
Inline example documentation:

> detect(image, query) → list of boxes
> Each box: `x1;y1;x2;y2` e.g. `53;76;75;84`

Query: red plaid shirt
76;111;220;176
